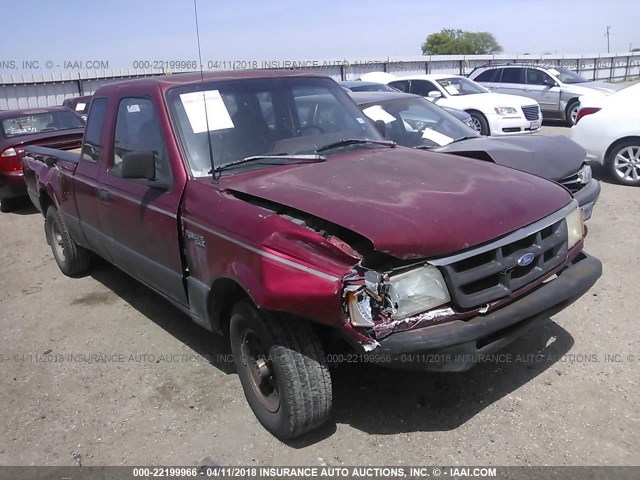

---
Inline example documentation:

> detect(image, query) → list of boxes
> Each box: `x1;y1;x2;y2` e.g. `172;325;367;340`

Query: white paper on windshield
548;68;560;76
444;85;459;95
362;105;397;124
127;104;140;113
75;103;86;111
180;90;234;134
422;128;453;146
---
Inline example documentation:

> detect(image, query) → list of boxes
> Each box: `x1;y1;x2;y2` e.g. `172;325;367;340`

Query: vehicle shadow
329;318;574;436
89;263;235;375
6;199;38;216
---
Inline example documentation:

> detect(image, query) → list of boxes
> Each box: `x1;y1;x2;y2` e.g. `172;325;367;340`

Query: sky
2;0;640;73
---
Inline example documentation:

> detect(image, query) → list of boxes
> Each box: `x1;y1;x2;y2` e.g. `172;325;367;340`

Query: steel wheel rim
614;146;640;182
240;329;280;412
470;117;482;133
51;222;66;262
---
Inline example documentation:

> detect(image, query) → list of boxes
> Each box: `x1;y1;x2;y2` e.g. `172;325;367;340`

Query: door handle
98;189;111;202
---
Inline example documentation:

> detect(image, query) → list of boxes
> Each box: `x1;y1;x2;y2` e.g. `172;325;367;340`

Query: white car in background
570;83;640;186
359;72;542;136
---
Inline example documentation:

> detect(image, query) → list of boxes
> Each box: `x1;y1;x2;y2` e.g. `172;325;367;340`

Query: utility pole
605;26;611;53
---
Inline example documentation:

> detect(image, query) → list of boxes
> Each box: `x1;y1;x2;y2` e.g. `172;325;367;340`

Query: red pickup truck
22;71;602;439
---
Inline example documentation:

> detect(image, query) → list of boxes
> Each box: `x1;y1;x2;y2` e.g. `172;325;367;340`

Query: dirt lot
0;125;638;467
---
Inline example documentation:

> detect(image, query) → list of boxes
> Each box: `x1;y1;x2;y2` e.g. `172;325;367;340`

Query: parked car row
357;65;638;187
20;70;602;440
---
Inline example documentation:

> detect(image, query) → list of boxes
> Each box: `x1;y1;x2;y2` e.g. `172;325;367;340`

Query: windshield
360;97;479;148
167;77;381;177
436;77;488;96
550;67;589;84
1;111;85;138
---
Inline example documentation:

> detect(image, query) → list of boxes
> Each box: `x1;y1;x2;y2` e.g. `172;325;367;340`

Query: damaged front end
343;263;456;347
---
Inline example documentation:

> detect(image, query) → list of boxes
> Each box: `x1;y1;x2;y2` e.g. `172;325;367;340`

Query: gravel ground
0;124;638;467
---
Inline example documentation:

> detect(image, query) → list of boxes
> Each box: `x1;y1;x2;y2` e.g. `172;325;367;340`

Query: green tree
421;29;503;55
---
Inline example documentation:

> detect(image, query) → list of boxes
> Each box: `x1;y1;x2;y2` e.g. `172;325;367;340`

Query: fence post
625;56;630;81
609;56;615;81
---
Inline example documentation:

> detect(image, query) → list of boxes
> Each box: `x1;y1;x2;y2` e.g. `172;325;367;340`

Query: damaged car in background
351;91;600;220
22;71;602;440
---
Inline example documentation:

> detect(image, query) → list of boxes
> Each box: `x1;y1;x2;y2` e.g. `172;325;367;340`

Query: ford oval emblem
517;253;535;267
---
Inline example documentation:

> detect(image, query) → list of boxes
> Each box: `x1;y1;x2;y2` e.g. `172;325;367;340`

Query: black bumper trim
373;252;602;371
573;178;601;210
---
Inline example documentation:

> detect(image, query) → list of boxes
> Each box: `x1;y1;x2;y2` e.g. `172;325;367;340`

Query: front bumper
371;252;602;372
0;171;27;200
487;113;542;136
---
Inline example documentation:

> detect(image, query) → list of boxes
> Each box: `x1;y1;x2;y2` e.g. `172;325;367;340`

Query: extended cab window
500;68;525;84
81;98;107;162
111;98;170;181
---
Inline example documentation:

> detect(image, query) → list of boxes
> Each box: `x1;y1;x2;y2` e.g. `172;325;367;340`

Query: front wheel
469;112;490;136
229;302;333;439
606;141;640;186
566;101;580;126
45;206;91;276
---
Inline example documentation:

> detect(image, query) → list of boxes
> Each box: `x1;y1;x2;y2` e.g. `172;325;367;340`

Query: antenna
193;0;217;182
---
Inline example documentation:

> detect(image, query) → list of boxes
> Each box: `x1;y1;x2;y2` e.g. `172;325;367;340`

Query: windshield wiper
450;135;481;144
316;139;396;153
212;153;326;175
414;136;479;150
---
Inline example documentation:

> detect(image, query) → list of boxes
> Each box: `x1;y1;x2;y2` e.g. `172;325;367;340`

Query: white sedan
570;83;640;186
359;72;542;136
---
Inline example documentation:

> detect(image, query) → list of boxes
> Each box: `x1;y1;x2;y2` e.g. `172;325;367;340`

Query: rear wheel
566;100;580;126
0;197;15;213
229;302;333;439
469;111;489;136
45;206;91;276
606;141;640;186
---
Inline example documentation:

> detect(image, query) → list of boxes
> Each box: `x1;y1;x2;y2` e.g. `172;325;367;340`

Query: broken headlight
577;164;592;184
388;266;450;320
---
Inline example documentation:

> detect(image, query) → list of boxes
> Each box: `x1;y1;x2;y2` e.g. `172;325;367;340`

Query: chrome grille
521;105;540;121
431;213;571;310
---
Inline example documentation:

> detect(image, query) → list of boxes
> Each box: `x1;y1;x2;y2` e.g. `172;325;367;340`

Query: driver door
96;96;188;306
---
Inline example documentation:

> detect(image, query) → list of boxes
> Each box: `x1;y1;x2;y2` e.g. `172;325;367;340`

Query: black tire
469;111;490;136
45;206;91;276
229;302;333;439
566;100;580;126
0;197;15;213
605;140;640;186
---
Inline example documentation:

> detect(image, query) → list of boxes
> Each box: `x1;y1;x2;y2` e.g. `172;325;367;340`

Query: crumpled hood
224;147;573;259
435;135;586;180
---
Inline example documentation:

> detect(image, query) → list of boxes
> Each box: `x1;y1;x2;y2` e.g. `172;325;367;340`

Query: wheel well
604;136;640;163
565;97;579;113
39;190;54;217
464;110;489;134
208;278;252;336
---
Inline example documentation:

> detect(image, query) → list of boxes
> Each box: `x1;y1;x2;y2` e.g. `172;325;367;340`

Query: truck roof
93;70;328;95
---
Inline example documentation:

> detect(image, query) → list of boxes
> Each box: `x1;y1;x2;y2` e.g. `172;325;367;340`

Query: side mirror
428;91;442;99
374;120;386;138
543;78;557;87
121;151;156;180
120;151;172;190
